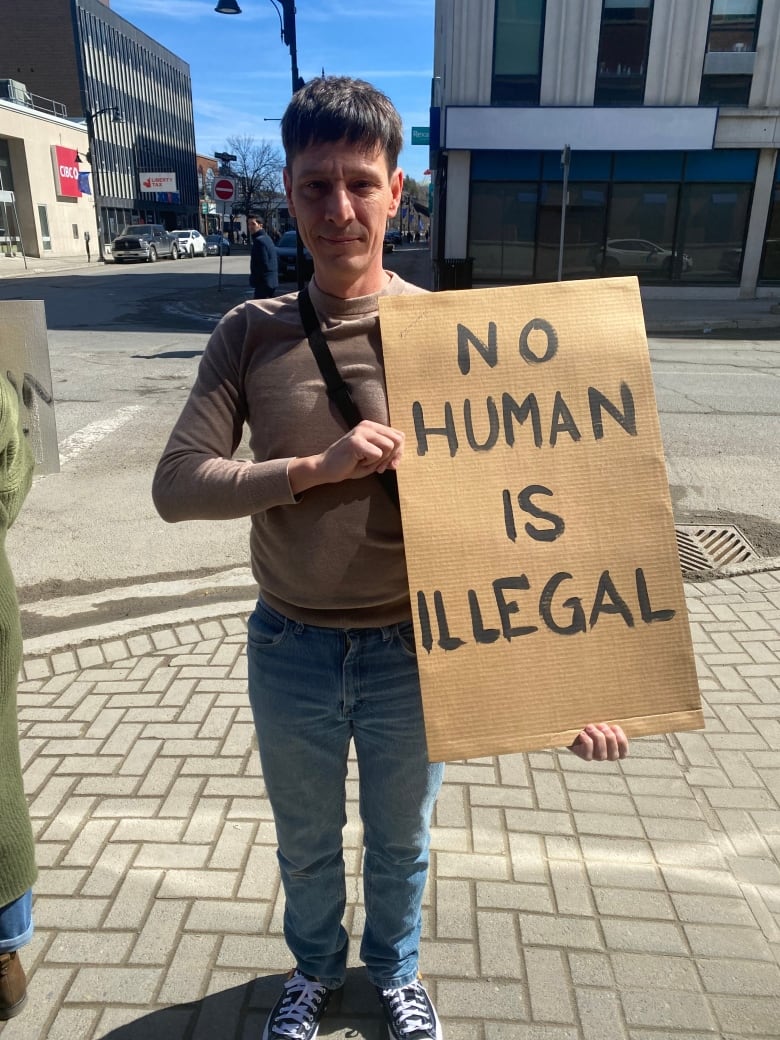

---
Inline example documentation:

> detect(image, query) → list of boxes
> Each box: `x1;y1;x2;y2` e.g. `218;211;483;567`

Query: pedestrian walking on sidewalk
0;373;36;1021
153;75;628;1040
248;213;279;299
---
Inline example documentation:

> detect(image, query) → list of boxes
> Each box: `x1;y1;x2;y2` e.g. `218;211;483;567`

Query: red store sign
52;145;82;198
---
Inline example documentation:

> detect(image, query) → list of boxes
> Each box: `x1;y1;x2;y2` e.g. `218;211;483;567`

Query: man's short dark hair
281;76;403;175
248;213;262;224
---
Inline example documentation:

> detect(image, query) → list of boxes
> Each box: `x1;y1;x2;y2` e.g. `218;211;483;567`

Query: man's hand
568;723;628;762
289;420;404;494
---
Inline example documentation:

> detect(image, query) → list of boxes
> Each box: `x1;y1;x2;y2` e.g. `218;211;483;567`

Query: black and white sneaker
376;978;442;1040
263;968;335;1040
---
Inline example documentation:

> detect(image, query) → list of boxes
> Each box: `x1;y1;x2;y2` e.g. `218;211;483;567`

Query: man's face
283;138;402;298
248;219;260;234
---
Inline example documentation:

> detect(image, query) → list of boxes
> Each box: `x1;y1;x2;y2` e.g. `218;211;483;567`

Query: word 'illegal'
415;567;675;654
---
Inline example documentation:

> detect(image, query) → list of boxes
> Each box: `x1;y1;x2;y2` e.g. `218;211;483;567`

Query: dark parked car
384;229;402;250
112;224;180;263
275;230;314;280
205;234;231;256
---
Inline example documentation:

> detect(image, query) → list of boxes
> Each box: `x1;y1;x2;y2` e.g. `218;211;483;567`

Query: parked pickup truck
111;224;180;263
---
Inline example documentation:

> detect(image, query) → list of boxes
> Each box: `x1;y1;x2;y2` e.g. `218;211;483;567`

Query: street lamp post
215;1;303;94
215;0;306;286
84;105;124;262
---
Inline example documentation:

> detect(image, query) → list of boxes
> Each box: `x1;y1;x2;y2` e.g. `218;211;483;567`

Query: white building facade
0;95;92;260
432;0;780;296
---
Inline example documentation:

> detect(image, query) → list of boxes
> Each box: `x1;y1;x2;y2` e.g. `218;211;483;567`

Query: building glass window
598;184;680;280
759;186;780;282
38;205;52;251
594;0;654;106
677;183;752;282
699;0;761;106
467;150;754;286
706;0;761;51
491;0;546;105
536;183;608;281
0;138;14;192
469;181;538;281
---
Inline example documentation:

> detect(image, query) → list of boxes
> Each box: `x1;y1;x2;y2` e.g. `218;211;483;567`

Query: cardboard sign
0;301;59;474
379;277;702;762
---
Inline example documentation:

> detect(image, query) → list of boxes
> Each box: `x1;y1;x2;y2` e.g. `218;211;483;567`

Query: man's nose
325;187;355;223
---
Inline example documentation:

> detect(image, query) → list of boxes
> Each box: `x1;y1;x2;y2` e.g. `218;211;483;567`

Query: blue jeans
247;600;444;991
0;889;33;953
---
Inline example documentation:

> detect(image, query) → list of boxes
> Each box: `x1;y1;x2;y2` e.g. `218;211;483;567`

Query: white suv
173;229;207;258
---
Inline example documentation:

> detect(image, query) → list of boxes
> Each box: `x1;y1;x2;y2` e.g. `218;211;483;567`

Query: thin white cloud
112;0;265;21
350;69;432;79
308;0;432;20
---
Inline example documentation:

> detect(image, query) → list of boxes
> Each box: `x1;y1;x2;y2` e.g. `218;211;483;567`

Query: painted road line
57;404;145;465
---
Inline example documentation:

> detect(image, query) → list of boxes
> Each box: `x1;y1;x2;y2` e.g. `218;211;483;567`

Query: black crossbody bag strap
298;286;400;509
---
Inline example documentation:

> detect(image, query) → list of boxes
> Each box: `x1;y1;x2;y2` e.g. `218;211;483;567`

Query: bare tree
225;134;285;230
397;176;430;237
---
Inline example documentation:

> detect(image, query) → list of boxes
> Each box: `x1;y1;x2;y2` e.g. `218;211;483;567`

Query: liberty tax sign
51;145;81;198
139;171;178;193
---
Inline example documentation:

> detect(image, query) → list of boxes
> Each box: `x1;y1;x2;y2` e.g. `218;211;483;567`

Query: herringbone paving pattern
3;570;780;1039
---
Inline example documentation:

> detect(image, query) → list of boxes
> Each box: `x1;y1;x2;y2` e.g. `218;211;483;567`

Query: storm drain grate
675;524;759;575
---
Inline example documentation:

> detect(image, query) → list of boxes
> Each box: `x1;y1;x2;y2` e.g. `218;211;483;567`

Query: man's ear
387;168;403;218
283;167;296;217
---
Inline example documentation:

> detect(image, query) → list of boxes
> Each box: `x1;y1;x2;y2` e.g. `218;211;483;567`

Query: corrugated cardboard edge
426;708;705;763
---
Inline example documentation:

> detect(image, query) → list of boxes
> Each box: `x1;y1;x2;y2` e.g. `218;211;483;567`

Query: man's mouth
320;233;361;245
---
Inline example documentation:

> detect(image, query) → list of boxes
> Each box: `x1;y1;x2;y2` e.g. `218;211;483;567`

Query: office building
433;0;780;296
0;0;198;256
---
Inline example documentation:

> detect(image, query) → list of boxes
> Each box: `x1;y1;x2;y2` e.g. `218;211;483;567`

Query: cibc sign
51;145;82;198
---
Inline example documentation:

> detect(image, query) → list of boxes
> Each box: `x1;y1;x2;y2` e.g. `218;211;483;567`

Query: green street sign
411;126;429;146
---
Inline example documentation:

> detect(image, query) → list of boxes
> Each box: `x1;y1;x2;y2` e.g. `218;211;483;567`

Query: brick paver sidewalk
3;569;780;1040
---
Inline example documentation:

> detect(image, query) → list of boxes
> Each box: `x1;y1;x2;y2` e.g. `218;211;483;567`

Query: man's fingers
350;422;404;470
569;723;629;762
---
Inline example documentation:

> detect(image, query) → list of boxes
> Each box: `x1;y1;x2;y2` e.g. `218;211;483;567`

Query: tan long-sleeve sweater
153;274;427;628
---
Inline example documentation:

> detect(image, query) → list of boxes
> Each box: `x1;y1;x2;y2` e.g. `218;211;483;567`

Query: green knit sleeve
0;373;34;531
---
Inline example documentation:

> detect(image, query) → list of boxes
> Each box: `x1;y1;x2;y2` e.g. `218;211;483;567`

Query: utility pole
557;144;571;282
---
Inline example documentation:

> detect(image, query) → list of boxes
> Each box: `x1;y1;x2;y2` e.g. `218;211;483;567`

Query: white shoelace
381;982;436;1037
270;971;328;1039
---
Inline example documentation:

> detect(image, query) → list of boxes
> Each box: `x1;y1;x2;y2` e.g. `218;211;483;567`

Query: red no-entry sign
214;177;236;202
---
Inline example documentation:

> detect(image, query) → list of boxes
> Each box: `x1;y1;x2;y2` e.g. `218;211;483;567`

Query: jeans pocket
248;601;290;648
396;621;417;659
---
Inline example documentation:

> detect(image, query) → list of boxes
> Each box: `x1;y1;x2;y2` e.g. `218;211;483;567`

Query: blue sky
110;0;435;183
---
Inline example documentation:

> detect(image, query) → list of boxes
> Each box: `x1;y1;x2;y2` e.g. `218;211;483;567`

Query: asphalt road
2;249;778;639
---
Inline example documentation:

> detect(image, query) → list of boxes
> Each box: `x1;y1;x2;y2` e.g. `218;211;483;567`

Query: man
248;213;279;299
153;76;628;1040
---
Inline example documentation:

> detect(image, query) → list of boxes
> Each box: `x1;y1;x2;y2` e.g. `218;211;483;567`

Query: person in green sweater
0;372;36;1020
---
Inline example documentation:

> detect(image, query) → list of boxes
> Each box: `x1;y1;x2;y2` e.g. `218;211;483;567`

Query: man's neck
312;269;391;301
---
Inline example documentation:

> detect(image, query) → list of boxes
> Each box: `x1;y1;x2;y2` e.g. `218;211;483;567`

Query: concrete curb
21;560;780;658
21;568;257;656
22;600;253;658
